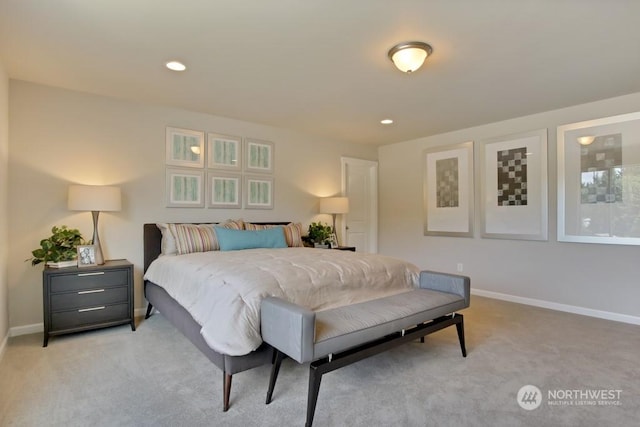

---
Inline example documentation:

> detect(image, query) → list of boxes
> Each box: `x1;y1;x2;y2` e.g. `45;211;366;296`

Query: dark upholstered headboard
143;222;290;273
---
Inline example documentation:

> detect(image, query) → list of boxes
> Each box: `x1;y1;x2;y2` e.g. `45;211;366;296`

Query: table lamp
319;196;349;246
68;185;121;265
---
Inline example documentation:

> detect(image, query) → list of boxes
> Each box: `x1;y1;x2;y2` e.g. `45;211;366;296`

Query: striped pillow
245;222;304;247
168;224;218;254
223;219;245;230
165;220;247;255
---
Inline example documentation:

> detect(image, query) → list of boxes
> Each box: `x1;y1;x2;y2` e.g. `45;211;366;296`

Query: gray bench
261;270;470;427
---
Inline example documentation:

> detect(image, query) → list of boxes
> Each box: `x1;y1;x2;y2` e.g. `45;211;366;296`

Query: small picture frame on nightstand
328;233;338;248
77;245;97;267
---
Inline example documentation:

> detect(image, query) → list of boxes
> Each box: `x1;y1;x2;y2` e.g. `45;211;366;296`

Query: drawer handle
78;306;106;313
77;272;105;277
78;289;105;295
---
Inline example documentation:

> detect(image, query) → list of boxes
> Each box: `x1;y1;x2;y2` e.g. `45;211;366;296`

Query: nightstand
333;246;356;251
42;259;135;347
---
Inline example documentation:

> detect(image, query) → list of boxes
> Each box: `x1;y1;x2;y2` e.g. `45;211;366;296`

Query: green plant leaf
27;225;86;266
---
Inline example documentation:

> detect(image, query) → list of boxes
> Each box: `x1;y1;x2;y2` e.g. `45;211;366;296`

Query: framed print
207;133;241;170
557;111;640;245
422;141;474;237
77;245;97;267
166;127;204;168
479;128;548;240
244;175;273;209
245;139;274;173
166;168;204;207
328;233;339;248
207;172;242;209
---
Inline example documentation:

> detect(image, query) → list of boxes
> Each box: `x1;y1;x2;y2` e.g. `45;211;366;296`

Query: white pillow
156;223;178;255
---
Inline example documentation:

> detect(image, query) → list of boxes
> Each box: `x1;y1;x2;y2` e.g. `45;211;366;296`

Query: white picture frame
423;141;474;237
207;133;242;170
557;111;640;245
77;245;97;267
166;127;205;168
244;175;274;209
166;168;204;208
207;172;242;209
479;128;548;241
245;139;274;173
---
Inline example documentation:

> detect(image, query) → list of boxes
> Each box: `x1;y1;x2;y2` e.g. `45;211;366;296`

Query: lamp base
91;211;105;265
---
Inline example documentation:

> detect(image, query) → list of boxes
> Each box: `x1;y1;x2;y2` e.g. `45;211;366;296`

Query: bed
142;221;420;411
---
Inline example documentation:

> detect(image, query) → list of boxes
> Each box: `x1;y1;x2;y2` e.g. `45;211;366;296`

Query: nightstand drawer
50;269;128;293
51;303;129;330
50;286;128;311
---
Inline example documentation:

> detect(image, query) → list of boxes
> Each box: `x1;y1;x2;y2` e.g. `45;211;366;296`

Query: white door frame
341;157;378;253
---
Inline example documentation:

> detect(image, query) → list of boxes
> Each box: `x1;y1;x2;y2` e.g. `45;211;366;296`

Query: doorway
341;157;378;253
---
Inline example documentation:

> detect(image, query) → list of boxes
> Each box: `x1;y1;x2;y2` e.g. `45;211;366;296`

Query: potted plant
306;222;333;248
29;225;86;267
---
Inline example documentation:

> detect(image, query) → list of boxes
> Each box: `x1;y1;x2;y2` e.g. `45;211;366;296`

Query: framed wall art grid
423;141;474;237
557;111;640;245
207;133;241;170
166;168;204;208
479;128;548;241
166;127;204;168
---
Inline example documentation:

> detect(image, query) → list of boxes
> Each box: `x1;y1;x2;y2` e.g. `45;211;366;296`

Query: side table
42;259;135;347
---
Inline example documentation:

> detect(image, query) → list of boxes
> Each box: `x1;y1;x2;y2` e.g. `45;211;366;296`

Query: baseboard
472;288;640;325
0;332;8;362
9;308;149;338
9;322;43;337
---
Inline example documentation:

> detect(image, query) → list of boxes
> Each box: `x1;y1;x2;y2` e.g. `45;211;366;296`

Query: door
341;157;378;253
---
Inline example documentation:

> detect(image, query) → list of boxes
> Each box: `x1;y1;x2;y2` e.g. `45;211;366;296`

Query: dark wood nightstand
42;259;135;347
332;246;356;251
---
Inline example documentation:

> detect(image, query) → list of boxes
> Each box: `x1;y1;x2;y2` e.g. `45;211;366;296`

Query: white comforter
144;248;419;356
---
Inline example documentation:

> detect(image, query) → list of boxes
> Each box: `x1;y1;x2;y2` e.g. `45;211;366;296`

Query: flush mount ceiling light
388;41;433;73
380;119;394;125
165;61;186;71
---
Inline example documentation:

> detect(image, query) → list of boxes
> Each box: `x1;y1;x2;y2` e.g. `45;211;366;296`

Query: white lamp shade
319;197;349;214
68;185;122;212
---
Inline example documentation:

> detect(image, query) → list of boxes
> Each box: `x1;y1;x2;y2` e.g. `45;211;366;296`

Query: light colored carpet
0;296;638;427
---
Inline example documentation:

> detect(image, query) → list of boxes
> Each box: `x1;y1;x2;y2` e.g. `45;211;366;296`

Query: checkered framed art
479;129;548;241
557;112;640;245
423;141;474;237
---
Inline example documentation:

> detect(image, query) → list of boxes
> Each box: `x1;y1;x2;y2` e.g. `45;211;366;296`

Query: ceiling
1;0;639;146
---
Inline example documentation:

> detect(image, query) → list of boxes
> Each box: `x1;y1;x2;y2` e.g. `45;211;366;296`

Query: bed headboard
143;222;290;273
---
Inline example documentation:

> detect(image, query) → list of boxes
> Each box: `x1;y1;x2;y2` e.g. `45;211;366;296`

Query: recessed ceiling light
380;119;394;125
166;61;186;71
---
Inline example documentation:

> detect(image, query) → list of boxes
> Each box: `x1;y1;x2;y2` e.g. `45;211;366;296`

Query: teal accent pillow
214;226;287;251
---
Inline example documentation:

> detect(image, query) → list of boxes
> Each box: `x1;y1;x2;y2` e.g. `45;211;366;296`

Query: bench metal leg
306;365;323;427
144;303;154;319
266;349;286;404
223;373;232;411
455;314;467;357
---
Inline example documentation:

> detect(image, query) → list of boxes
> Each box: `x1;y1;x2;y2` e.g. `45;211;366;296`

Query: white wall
8;80;377;331
0;61;9;353
379;92;640;322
